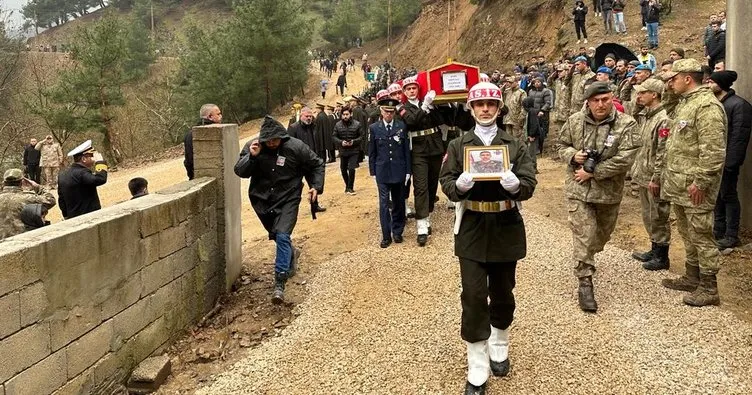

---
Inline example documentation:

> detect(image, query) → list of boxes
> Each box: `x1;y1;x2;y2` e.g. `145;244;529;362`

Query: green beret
584;81;613;99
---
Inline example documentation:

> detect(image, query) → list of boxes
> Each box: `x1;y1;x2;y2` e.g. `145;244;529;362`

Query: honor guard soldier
660;59;727;307
57;140;109;219
399;75;445;246
440;82;537;395
557;81;640;312
369;95;411;248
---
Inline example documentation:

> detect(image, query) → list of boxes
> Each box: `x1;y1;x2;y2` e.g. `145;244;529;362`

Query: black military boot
464;381;487;395
313;201;327;213
417;234;427;247
661;263;699;292
643;244;670;271
288;248;301;278
577;276;598;312
632;242;656;262
272;272;288;305
683;273;721;307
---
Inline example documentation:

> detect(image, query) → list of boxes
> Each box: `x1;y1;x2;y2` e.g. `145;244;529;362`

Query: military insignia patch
678;120;688;130
659;128;669;138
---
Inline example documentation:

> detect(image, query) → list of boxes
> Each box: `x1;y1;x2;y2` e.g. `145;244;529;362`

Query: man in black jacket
23;138;42;183
234;116;325;304
332;107;362;194
288;107;327;213
184;104;222;180
706;21;726;68
709;71;752;249
57;140;108;219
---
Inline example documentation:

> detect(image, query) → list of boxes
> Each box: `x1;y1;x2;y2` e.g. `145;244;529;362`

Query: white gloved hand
456;172;475;193
500;168;520;194
423;90;437;107
405;174;411;186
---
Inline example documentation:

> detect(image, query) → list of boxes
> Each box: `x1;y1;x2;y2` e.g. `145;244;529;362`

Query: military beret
596;66;613;75
628;60;641;67
634;78;665;95
3;168;23;182
584;81;613;99
574;56;588;64
635;64;653;72
661;58;703;79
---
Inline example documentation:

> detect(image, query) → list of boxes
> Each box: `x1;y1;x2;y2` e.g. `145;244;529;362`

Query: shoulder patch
658;128;669;139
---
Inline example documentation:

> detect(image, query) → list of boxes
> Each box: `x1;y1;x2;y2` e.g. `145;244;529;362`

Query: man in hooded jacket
234;116;326;304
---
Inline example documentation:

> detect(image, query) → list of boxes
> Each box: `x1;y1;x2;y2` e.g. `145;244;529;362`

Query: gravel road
196;206;752;394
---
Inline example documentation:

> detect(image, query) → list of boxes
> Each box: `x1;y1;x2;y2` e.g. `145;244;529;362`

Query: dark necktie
386;124;392;133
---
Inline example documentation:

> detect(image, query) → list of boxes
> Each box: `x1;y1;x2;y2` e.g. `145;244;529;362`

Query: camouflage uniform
0;176;56;241
631;104;672;246
568;69;595;115
558;107;640;277
471;160;504;174
661;89;681;117
34;140;64;188
661;85;727;276
551;78;571;140
502;86;527;140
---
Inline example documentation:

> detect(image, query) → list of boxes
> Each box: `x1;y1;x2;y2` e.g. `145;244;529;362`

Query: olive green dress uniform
631;104;672;247
558;107;641;278
400;101;445;219
440;128;536;341
661;86;727;277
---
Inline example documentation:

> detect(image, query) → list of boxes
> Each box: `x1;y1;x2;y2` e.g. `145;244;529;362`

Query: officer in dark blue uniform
368;95;412;248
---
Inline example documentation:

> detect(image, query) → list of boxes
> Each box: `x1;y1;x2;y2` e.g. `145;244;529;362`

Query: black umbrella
593;43;638;71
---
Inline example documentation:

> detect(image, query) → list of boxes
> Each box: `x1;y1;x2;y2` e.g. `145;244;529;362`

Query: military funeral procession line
1;6;748;395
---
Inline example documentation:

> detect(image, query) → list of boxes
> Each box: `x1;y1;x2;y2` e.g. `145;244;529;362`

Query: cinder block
100;272;142;319
112;296;157;348
50;367;93;395
191;125;226;141
140;259;171;297
140;234;160;266
193;144;224;160
0;322;51;383
158;226;187;258
97;212;138;255
202;275;221;316
91;352;131;391
129;317;169;364
4;350;67;395
65;320;114;378
127;355;171;394
0;291;20;339
44;222;99;272
49;305;102;351
167;244;198;280
0;241;43;298
139;200;179;238
19;282;47;328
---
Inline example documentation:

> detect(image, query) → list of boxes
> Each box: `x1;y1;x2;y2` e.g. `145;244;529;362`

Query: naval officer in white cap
57;140;109;219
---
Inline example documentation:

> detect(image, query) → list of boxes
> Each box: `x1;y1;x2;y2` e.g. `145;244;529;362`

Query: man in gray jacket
527;77;553;163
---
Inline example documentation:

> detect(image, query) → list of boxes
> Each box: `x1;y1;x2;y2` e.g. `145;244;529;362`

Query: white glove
423;90;437;107
421;102;432;113
405;174;411;186
456;172;475;193
500;168;520;194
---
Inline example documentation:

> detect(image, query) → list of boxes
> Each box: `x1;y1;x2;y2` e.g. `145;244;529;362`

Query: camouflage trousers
638;186;671;245
567;199;621;278
505;124;524;141
674;204;719;275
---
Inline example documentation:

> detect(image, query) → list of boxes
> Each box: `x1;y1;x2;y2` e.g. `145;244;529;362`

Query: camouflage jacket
630;105;671;187
552;79;571;123
661;89;681;118
34;141;64;167
0;186;56;241
558;107;641;204
502;87;527;128
569;69;595;115
660;86;727;210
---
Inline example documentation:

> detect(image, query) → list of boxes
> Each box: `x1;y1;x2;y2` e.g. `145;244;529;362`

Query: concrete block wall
0;178;224;395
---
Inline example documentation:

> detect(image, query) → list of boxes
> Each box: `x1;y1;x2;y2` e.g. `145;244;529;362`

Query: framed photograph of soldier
464;145;511;180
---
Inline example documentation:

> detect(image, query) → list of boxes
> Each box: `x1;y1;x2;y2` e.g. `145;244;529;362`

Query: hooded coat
288;119;326;160
21;203;50;231
234;116;325;237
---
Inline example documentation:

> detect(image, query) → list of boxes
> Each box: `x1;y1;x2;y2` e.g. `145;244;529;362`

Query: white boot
405;200;414;218
447;200;456;209
466;341;490;387
488;326;510;376
416;218;429;246
425;215;432;235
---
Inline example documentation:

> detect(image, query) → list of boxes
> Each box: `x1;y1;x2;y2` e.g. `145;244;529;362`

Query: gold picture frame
463;145;511;181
